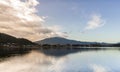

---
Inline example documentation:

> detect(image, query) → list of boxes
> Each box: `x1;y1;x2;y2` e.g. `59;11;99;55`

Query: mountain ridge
35;37;106;45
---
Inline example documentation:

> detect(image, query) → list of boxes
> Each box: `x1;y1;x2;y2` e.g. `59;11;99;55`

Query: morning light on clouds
0;0;67;41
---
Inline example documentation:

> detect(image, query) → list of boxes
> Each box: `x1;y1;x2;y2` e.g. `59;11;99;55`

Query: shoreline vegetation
0;33;120;58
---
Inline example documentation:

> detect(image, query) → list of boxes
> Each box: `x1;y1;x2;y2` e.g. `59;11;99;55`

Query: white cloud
85;14;105;30
0;0;67;41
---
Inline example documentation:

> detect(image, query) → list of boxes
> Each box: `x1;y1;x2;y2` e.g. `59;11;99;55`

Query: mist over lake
0;48;120;72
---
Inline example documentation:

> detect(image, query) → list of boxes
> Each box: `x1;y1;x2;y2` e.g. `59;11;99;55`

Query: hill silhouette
0;33;38;57
0;33;35;45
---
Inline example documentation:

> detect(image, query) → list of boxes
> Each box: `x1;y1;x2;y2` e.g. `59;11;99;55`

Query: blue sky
36;0;120;43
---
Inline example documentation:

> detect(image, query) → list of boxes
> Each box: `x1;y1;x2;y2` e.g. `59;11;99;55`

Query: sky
0;0;120;43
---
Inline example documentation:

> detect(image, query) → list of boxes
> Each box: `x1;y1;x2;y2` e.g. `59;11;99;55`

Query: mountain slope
36;37;98;45
0;33;35;45
112;43;120;47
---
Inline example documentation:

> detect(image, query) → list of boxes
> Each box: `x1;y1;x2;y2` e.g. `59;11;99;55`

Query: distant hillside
112;43;120;47
36;37;103;45
0;33;35;45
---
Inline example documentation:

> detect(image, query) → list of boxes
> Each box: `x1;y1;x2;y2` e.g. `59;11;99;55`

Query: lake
0;47;120;72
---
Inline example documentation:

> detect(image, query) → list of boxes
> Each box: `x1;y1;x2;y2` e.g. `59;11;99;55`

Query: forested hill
0;33;35;45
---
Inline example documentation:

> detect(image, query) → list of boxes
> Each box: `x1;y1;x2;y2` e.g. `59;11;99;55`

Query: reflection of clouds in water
0;51;67;72
48;57;67;72
0;51;116;72
91;64;111;72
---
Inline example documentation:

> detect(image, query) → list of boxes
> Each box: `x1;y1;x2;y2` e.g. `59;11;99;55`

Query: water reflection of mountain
0;47;118;62
38;48;106;57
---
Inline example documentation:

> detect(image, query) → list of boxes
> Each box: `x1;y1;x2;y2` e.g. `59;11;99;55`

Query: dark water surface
0;47;120;72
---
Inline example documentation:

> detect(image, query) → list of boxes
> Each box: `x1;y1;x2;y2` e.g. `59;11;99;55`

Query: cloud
85;14;105;30
0;0;67;41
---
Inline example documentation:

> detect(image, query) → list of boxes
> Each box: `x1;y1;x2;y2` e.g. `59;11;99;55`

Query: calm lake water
0;47;120;72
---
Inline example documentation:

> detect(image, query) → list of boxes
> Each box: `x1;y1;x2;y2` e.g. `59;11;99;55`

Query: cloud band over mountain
0;0;67;41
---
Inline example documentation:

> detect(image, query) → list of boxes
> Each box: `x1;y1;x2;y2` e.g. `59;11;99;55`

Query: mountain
36;37;80;45
36;37;103;45
112;43;120;47
0;33;35;45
